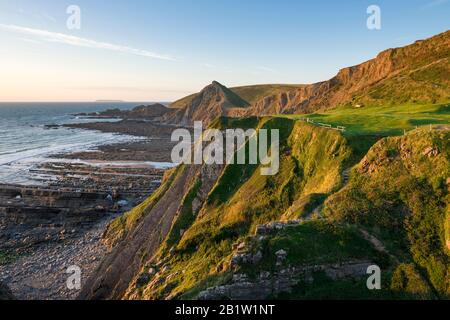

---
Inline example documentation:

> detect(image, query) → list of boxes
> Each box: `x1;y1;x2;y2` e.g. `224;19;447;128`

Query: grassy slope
324;129;450;297
231;84;305;105
354;32;450;107
244;221;396;300
104;101;449;300
128;118;359;299
215;82;251;108
282;103;450;136
310;31;450;111
282;102;450;166
180;119;352;248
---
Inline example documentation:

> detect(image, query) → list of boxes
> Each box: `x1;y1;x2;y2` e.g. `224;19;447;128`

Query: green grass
142;239;235;299
230;84;305;105
164;179;202;249
241;221;388;275
120;102;450;299
324;130;450;297
132;117;357;299
390;263;435;299
281;102;450;136
279;265;436;300
182;118;351;249
137;118;361;298
282;193;327;220
179;271;233;300
278;271;396;300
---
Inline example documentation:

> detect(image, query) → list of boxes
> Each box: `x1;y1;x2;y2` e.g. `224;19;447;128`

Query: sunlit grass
280;102;450;136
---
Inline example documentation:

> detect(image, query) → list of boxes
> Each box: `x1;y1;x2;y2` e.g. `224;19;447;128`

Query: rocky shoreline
0;117;178;300
0;210;119;300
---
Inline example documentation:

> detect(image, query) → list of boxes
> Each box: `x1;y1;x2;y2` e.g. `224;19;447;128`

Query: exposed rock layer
165;30;450;126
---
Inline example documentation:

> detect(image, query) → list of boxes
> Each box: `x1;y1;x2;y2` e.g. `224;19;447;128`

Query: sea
0;102;157;185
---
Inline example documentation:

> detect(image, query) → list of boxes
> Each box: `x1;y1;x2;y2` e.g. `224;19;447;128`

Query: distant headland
95;100;125;103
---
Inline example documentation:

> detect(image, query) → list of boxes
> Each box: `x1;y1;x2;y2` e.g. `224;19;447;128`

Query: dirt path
358;228;400;264
0;213;118;300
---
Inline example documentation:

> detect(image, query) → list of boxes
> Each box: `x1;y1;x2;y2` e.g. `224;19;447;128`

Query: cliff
79;118;449;300
164;30;450;126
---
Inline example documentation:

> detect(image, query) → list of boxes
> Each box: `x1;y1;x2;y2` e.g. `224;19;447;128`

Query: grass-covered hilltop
163;30;449;126
79;30;450;300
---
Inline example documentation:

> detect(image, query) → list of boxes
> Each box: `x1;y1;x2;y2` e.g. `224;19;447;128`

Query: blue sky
0;0;449;101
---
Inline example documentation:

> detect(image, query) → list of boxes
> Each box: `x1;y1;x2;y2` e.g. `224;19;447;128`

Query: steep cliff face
78;162;226;299
81;117;449;300
165;30;450;125
250;30;450;114
81;118;359;299
78;30;450;300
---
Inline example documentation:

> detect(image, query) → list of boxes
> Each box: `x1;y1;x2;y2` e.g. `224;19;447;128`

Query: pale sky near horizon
0;0;449;102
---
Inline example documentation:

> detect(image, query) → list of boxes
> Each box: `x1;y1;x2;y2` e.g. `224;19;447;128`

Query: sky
0;0;449;102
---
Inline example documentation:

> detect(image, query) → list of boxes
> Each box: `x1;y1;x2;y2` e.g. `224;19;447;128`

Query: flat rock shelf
0;159;168;299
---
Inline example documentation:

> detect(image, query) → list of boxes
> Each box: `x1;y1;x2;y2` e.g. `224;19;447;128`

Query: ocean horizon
0;102;157;185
